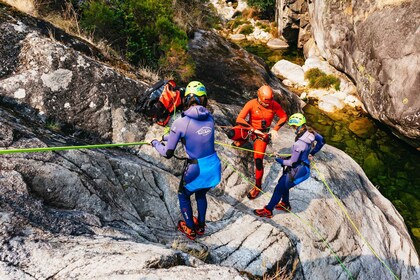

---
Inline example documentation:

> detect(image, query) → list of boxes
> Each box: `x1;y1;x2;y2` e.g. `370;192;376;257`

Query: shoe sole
275;205;291;211
193;217;205;235
247;190;261;200
253;210;272;218
177;221;196;240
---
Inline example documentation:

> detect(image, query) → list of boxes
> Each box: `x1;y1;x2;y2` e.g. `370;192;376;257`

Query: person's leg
195;188;210;224
254;139;267;188
266;174;288;211
281;166;310;204
247;139;267;199
178;188;194;229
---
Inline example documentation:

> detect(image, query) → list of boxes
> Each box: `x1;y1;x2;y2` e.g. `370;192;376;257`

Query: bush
246;0;275;20
79;0;195;81
240;24;254;35
304;68;340;90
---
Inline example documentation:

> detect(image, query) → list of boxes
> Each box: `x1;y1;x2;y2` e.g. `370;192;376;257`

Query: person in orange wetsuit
235;85;287;199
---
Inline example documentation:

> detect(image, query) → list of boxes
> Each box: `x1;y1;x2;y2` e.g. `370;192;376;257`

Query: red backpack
136;80;183;126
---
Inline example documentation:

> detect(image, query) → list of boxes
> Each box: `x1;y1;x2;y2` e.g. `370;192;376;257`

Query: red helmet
257;85;273;104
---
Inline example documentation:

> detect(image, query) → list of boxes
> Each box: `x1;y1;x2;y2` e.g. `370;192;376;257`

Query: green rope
220;156;355;280
0;142;150;155
312;161;399;280
214;141;290;158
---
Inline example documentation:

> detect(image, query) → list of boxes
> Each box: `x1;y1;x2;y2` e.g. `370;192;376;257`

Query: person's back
150;81;221;240
172;105;215;160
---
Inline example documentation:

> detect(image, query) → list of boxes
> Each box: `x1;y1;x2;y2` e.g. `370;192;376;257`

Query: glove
150;139;159;147
252;128;264;136
275;157;284;165
269;129;278;141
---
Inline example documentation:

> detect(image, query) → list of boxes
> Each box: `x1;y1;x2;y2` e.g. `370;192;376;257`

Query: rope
0;132;397;279
220;156;355;280
312;161;399;280
214;141;290;158
0;142;150;155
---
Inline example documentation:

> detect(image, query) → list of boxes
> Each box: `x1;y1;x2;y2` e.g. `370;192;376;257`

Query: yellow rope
220;156;355;279
214;140;290;158
312;161;399;280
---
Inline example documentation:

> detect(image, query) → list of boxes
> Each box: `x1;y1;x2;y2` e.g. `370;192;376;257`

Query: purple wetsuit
151;105;221;228
266;129;325;211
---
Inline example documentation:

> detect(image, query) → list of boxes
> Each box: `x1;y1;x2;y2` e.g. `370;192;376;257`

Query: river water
238;41;420;253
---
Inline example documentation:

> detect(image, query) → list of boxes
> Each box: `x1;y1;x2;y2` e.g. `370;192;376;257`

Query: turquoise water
239;41;420;253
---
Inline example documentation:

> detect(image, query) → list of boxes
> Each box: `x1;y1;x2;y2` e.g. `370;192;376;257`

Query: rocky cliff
0;3;419;280
307;0;419;148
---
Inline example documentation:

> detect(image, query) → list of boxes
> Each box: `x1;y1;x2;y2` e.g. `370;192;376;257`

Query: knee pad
255;158;263;170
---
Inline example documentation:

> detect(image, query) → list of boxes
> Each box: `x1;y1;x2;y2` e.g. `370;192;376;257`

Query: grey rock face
0;3;419;280
188;30;302;115
307;0;420;148
0;3;149;144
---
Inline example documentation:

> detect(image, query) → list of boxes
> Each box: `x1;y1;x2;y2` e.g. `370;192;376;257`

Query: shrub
246;0;275;20
79;0;195;81
304;68;341;90
240;24;254;35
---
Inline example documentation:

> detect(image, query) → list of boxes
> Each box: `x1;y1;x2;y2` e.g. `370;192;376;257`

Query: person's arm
235;101;254;129
310;132;325;156
276;144;300;167
151;120;183;158
272;102;288;131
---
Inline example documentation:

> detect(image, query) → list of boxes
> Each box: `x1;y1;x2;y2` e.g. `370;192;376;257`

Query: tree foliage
79;0;192;80
246;0;276;20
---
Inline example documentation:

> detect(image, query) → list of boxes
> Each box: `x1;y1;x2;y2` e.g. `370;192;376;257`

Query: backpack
136;80;183;126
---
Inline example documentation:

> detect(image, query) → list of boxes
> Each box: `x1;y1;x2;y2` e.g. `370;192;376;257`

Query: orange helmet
257;85;273;104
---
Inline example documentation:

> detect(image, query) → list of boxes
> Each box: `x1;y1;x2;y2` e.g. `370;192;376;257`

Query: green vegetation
79;0;186;80
239;24;254;35
304;68;341;90
45;119;61;131
77;0;219;81
246;0;275;20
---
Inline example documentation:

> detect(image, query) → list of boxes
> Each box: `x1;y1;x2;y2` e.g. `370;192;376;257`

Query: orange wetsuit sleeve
272;102;287;131
236;100;254;129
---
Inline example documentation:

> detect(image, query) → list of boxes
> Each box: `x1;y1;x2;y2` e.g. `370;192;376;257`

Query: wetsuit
152;105;221;229
236;99;287;188
266;129;325;210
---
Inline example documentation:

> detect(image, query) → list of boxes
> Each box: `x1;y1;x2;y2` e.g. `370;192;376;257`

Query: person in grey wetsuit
254;113;325;218
150;81;221;240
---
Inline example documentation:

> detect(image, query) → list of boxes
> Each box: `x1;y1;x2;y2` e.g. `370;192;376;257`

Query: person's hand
275;157;284;165
269;129;278;141
252;129;264;136
148;139;159;147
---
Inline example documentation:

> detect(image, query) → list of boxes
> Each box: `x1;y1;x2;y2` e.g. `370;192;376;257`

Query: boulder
307;0;420;147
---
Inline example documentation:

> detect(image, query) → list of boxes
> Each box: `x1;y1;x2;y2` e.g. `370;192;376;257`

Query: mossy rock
345;138;359;150
348;117;376;138
363;152;386;177
412;228;420;239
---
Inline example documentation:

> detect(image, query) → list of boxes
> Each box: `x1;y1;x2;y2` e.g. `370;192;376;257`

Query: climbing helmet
288;113;306;127
184;81;207;107
257;85;274;106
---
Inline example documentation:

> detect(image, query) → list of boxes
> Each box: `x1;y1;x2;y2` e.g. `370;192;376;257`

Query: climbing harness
214;141;282;157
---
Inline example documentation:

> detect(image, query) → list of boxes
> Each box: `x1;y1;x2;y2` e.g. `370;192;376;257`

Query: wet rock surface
307;0;420;148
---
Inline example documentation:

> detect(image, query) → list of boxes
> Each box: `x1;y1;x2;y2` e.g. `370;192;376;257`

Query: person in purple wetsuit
150;81;221;240
254;113;325;218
